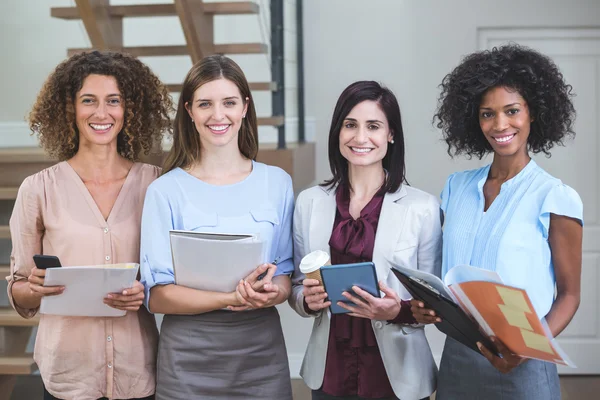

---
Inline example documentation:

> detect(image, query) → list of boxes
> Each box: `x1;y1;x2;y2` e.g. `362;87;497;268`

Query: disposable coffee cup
299;250;331;286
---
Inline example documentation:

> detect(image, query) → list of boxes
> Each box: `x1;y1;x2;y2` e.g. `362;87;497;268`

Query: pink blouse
6;161;160;400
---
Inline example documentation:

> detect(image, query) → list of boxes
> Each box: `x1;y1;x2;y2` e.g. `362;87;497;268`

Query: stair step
68;43;268;57
0;356;37;375
0;226;9;240
0;147;49;164
0;188;18;200
257;116;285;127
167;81;277;93
51;2;259;19
0;310;39;327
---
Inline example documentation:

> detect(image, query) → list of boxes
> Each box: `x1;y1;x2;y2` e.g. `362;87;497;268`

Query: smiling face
479;86;533;158
74;74;124;149
185;78;248;152
338;100;393;168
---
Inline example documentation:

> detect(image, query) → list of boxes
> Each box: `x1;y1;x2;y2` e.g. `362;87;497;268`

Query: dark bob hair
322;80;406;193
433;44;576;159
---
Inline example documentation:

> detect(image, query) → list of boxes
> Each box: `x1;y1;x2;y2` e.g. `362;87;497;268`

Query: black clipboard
391;267;498;356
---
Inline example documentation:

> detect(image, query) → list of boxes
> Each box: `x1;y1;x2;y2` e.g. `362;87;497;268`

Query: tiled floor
11;375;600;399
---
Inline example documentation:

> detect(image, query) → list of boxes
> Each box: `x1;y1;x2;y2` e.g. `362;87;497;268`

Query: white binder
169;230;265;292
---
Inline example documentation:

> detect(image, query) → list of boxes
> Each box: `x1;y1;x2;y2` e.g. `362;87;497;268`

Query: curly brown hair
29;50;173;161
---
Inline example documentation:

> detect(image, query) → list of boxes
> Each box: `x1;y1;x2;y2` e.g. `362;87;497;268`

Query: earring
390;139;395;144
242;114;246;118
191;118;194;122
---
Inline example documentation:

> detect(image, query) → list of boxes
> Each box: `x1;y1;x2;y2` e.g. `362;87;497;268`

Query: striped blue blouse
441;159;583;318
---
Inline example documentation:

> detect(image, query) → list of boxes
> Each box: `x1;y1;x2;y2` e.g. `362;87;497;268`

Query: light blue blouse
140;161;294;308
441;159;583;318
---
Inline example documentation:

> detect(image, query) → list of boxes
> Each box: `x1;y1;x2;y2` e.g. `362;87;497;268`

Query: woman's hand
410;299;442;324
302;278;331;312
228;279;280;311
104;280;145;311
337;281;401;320
248;263;278;291
478;336;526;373
27;267;64;298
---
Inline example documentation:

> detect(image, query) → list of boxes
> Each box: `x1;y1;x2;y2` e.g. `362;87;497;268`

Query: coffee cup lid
299;250;330;273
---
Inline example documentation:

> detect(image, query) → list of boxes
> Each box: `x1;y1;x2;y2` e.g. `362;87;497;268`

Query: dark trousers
312;389;429;400
43;385;155;400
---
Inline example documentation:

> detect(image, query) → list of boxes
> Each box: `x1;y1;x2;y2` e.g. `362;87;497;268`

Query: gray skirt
156;307;292;400
437;337;560;400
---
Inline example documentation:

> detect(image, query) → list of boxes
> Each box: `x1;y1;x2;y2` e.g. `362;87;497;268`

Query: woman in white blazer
289;81;442;400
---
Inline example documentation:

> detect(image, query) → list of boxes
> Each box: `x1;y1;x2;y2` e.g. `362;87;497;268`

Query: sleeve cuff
7;277;39;319
387;300;417;324
274;259;294;276
141;270;175;311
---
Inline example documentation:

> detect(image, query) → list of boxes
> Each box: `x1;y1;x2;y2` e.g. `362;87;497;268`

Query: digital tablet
321;262;380;314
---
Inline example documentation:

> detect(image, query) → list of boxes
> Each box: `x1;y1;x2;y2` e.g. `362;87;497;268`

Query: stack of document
41;263;139;317
170;230;265;292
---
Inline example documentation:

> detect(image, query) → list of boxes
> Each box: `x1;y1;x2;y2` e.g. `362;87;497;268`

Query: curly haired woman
411;44;583;399
7;50;172;400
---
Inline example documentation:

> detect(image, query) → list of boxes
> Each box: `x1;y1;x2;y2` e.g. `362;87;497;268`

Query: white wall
303;0;600;195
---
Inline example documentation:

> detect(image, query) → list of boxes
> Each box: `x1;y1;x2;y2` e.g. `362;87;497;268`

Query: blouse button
105;256;111;261
103;227;109;234
107;336;112;342
374;321;384;329
107;362;112;369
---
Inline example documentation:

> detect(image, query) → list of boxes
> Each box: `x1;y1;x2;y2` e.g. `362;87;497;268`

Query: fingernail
477;342;482;350
430;311;435;316
107;294;113;299
419;302;424;307
122;291;128;295
491;337;496;342
436;318;441;322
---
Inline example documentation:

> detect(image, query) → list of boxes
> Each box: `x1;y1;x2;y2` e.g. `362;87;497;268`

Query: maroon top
319;186;416;398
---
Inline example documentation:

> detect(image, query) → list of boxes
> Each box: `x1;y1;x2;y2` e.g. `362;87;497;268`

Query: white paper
40;263;139;317
170;230;266;292
444;264;503;286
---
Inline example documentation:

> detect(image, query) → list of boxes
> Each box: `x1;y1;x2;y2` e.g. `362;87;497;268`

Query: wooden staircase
48;0;314;188
51;1;282;125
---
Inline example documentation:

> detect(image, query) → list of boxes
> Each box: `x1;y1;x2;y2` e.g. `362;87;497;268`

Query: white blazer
289;184;442;400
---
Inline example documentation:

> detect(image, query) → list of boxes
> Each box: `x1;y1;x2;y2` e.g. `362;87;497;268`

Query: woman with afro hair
411;44;583;399
7;50;172;400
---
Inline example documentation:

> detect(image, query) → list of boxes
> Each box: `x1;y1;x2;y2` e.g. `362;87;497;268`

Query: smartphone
33;255;62;269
